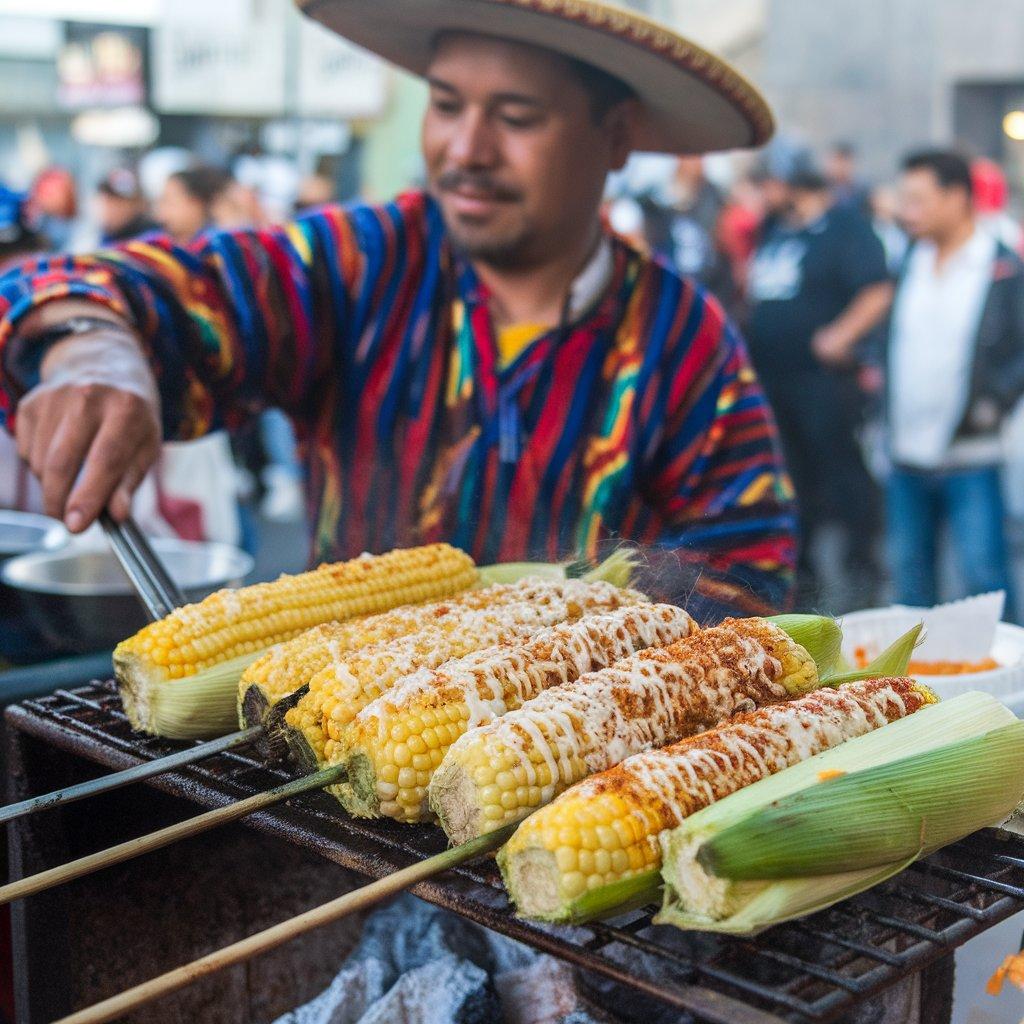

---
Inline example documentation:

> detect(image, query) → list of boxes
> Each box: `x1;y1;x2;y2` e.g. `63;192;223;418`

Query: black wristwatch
27;315;134;348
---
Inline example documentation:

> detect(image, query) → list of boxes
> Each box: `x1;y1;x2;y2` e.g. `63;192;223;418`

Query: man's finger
39;405;104;521
107;457;151;522
63;410;145;532
14;398;37;462
27;396;71;478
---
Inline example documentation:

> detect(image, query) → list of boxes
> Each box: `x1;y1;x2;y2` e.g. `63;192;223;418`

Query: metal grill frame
7;680;1024;1024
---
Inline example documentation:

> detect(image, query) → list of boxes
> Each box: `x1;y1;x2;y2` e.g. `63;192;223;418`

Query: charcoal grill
8;679;1024;1024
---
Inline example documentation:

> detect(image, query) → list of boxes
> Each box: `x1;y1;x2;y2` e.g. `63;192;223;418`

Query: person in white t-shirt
886;150;1024;618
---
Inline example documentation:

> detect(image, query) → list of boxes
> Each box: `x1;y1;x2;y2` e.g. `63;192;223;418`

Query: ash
273;894;616;1024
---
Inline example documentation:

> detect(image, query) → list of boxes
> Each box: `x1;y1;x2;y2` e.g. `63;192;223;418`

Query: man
745;168;892;607
824;140;871;217
0;0;794;622
887;149;1024;617
638;156;736;315
153;165;234;244
95;168;159;245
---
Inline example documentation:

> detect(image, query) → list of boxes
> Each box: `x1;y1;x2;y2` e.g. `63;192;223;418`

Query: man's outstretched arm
0;200;410;530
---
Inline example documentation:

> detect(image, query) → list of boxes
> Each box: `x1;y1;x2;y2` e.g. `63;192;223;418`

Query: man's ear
605;98;640;172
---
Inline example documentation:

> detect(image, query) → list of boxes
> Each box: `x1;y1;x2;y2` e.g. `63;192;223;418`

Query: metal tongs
99;511;187;621
0;513;257;826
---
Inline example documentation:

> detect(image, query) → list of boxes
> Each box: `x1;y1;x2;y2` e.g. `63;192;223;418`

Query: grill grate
9;680;1024;1024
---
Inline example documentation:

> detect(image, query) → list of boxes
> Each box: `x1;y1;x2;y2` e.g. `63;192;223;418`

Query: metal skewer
0;514;267;826
0;726;263;825
0;764;346;906
51;822;516;1024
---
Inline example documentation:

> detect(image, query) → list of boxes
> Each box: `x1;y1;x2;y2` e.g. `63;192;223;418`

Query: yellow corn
117;543;477;682
237;576;613;725
285;580;645;766
335;603;694;822
498;678;937;921
430;617;819;845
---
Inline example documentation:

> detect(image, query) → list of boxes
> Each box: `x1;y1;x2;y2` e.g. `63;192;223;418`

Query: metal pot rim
0;539;254;597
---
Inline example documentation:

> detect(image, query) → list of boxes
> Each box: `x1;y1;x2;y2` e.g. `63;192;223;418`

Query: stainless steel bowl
1;539;254;655
0;510;67;560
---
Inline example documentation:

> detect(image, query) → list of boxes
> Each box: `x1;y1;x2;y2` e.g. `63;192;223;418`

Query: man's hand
13;326;161;532
811;323;854;367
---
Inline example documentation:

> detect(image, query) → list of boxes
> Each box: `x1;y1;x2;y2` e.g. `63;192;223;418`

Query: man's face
155;177;206;244
97;192;140;233
899;167;969;241
760;177;792;216
825;150;854;186
422;33;633;268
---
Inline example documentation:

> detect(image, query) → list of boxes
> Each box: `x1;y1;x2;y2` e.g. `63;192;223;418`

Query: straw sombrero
298;0;774;154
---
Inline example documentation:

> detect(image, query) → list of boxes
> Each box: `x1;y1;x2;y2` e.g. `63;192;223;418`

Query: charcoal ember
496;957;617;1024
274;895;615;1024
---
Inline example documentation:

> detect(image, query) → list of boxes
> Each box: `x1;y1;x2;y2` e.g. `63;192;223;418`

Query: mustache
436;170;522;202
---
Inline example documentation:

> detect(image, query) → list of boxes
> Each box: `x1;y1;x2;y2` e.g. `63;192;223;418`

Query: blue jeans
887;464;1017;619
259;409;302;480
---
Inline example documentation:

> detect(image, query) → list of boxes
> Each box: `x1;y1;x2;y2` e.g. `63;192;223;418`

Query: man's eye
431;98;461;116
501;114;540;129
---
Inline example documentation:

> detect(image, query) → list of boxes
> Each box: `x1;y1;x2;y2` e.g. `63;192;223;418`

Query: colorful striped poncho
0;191;795;621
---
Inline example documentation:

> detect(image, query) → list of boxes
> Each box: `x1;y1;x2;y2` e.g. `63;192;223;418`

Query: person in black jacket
886;149;1024;618
745;168;894;609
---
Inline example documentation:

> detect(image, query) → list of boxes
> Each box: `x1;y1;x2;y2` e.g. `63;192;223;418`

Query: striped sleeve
635;284;797;622
0;195;427;437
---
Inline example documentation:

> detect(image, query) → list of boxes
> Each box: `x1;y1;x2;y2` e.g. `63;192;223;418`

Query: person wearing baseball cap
0;0;794;619
96;167;159;244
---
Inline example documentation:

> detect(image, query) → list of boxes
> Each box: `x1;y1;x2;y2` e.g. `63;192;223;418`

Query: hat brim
298;0;774;154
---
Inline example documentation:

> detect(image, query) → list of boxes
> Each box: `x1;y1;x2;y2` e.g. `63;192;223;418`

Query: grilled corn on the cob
498;678;936;921
657;691;1024;933
284;580;647;768
238;577;633;729
429;617;818;845
334;603;695;822
115;543;478;737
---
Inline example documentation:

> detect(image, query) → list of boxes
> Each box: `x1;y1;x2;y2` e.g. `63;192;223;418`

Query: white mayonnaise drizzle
568;682;922;828
445;622;789;795
354;604;693;744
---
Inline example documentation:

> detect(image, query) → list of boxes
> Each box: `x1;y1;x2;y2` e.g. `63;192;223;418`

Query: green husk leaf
767;614;843;676
656;691;1021;934
655;858;914;935
116;648;265;739
698;723;1024;880
477;562;569;584
819;624;923;687
476;547;640;589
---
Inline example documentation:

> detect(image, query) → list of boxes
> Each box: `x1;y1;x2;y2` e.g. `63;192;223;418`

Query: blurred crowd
3;139;1024;619
0;154;337;560
608;142;1024;619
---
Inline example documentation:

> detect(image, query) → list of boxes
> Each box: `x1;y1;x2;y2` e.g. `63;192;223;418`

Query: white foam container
840;607;1024;716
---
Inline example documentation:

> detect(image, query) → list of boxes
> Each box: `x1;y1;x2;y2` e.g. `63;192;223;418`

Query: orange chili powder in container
852;646;999;675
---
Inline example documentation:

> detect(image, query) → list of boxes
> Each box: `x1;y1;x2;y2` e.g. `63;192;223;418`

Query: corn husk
476;548;639;589
656;691;1024;935
767;614;844;678
117;650;262;739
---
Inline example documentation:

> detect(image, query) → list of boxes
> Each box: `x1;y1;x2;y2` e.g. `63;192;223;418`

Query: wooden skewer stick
52;823;517;1024
0;726;263;826
0;765;345;907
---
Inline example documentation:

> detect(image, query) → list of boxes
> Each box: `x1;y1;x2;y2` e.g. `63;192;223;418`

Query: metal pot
1;539;254;655
0;511;69;663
